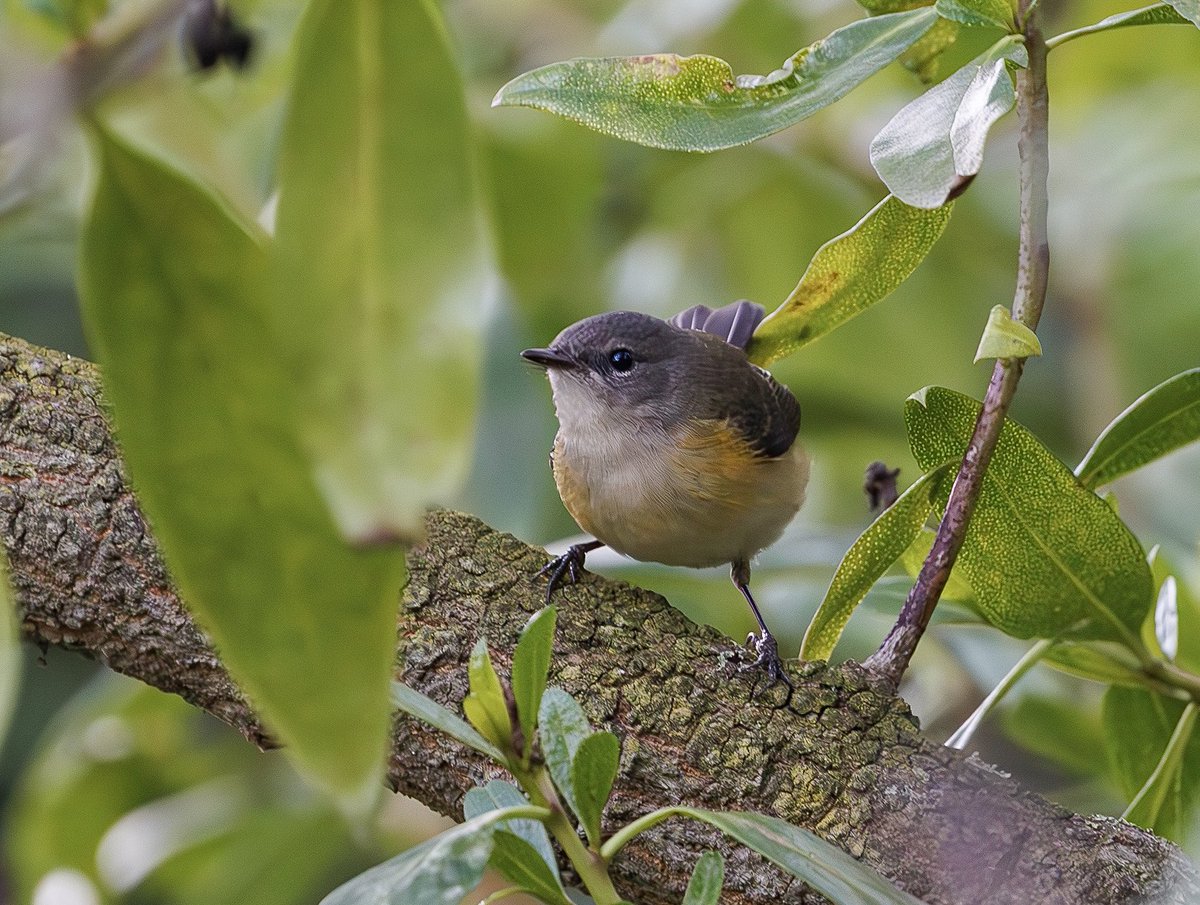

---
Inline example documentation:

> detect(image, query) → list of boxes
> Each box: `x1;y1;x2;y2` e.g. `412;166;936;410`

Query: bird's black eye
608;348;635;373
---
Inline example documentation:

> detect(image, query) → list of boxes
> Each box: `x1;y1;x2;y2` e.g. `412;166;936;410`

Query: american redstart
522;300;809;689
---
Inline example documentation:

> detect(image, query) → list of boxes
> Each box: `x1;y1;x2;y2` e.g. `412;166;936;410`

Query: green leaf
801;464;953;661
906;387;1154;647
1149;550;1200;675
1043;642;1154;689
493;8;939;153
272;0;490;544
745;196;953;366
538;688;592;827
681;809;924;905
1046;3;1193;48
78;126;404;796
463;639;513;752
934;0;1014;30
390;682;506;764
319;806;539;905
0;551;19;756
512;606;556;759
1103;688;1200;841
1165;0;1200;27
973;304;1042;363
870;38;1026;208
1075;369;1200;489
571;732;621;845
682;851;725;905
898;528;976;603
464;781;570;905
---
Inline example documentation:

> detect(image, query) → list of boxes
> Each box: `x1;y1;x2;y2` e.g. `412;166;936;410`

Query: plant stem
1122;702;1198;823
600;806;688;862
946;639;1053;750
518;765;625;905
865;0;1051;689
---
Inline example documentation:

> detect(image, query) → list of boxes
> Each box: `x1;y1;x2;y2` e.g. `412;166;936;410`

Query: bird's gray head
521;310;753;432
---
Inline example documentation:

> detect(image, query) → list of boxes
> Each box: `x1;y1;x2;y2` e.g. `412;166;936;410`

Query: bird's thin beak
521;347;575;369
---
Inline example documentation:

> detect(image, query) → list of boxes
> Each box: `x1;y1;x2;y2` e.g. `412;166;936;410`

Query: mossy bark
1;332;1195;904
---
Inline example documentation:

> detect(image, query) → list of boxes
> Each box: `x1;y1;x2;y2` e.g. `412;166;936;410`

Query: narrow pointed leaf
746;196;952;366
464;639;513;751
802;463;953;661
973;304;1042;363
538;688;592;825
682;851;725;905
0;552;19;755
680;809;924;905
1103;688;1200;841
571;731;621;845
512;606;556;758
79;127;404;795
272;0;490;544
390;682;505;763
493;8;938;152
319;807;540;905
935;0;1014;30
871;38;1025;208
906;387;1154;646
1047;3;1192;49
1043;642;1155;689
464;781;570;905
1075;369;1200;489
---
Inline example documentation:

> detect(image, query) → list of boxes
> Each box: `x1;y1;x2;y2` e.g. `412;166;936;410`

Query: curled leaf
973;304;1042;363
870;37;1026;208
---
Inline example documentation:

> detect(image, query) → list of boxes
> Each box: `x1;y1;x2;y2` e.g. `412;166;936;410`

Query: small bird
522;300;809;688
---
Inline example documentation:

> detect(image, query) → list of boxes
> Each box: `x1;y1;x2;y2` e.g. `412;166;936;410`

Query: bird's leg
536;540;605;605
731;558;795;701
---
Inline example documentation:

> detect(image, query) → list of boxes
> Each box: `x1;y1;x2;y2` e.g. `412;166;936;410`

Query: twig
865;0;1051;688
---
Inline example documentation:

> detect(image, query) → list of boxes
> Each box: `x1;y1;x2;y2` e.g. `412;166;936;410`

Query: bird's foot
739;631;795;707
535;543;592;605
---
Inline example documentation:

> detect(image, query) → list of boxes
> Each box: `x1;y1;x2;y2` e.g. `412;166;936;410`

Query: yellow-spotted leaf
802;463;953;661
493;9;938;153
746;196;952;367
973;304;1042;363
272;0;490;544
906;387;1154;647
871;38;1026;208
79;127;405;796
1047;4;1194;49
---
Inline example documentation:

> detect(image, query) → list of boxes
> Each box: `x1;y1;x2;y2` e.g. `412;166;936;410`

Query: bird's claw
535;545;589;604
739;631;795;707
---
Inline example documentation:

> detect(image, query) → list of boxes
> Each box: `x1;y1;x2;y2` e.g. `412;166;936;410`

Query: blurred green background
2;0;1199;901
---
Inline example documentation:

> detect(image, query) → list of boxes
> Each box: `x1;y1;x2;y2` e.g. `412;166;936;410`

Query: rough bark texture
2;332;1196;905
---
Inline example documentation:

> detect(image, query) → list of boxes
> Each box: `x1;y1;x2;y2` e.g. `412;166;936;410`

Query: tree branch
866;7;1052;686
2;332;1194;905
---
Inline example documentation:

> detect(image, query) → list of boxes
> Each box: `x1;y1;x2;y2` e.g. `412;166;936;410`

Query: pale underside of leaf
870;37;1025;208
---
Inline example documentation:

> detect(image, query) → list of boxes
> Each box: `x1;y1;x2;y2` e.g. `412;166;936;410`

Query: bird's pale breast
552;419;808;569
